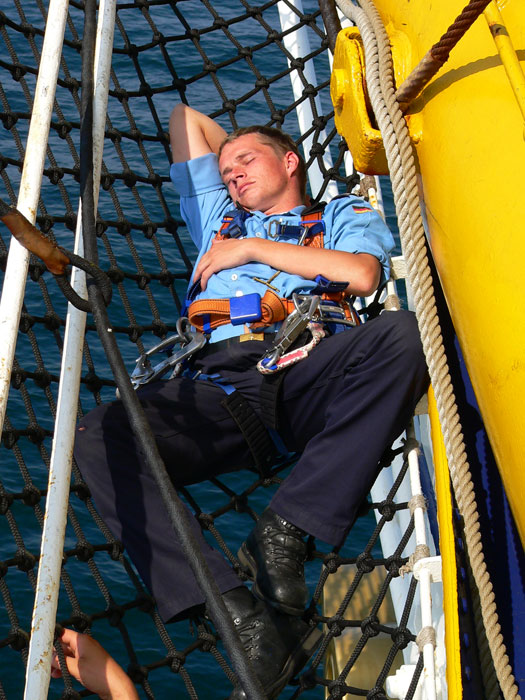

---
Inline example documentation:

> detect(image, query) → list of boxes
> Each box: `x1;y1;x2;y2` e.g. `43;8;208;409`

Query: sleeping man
74;104;428;698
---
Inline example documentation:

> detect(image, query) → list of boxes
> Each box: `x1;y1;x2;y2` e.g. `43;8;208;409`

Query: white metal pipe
407;440;439;700
278;0;339;200
23;1;116;698
0;0;70;439
419;567;438;700
408;445;428;548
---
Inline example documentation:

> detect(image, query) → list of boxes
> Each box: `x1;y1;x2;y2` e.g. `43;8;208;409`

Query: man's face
218;133;299;214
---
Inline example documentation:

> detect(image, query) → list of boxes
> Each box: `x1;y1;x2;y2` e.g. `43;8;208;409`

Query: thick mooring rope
334;0;521;698
395;0;493;110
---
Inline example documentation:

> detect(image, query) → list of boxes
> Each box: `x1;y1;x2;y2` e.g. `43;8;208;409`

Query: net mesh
0;1;426;697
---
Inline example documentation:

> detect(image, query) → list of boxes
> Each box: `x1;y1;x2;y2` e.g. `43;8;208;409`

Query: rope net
0;1;431;697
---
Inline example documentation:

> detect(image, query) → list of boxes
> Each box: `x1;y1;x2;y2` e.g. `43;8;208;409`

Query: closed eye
220;152;256;183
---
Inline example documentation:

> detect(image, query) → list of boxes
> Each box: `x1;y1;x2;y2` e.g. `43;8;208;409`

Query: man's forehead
219;134;274;176
220;133;268;158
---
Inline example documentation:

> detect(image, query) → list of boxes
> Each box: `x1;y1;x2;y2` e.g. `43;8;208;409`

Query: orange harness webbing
188;289;297;332
187;208;357;333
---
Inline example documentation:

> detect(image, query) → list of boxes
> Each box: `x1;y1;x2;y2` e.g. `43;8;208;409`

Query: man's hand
194;238;255;290
51;628;139;700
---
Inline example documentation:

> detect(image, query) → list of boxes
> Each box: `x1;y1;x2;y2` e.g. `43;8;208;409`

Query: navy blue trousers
74;310;428;621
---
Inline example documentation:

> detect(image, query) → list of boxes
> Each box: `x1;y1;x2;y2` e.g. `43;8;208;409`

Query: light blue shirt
170;153;394;341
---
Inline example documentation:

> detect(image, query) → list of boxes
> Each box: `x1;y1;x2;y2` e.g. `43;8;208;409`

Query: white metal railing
379;428;445;700
369;257;444;699
278;0;339;200
406;442;439;700
0;0;70;439
23;1;116;698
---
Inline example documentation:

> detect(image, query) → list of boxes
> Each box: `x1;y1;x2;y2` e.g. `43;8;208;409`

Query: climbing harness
216;204;326;246
131;201;362;465
129;200;363;474
188;370;285;476
186;203;361;335
187;288;297;332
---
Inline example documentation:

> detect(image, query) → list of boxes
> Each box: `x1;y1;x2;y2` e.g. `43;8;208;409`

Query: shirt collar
249;204;306;220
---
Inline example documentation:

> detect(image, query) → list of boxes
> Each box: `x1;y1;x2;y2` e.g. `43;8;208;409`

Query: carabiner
130;318;206;390
258;294;320;372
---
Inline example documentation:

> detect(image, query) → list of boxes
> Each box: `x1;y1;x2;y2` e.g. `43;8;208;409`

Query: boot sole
237;542;305;617
264;623;324;699
226;623;323;700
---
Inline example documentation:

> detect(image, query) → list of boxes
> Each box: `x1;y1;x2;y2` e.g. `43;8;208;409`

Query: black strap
301;199;327;216
259;371;287;432
221;391;278;476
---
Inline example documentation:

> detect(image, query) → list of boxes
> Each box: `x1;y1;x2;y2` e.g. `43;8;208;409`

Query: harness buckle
130;317;207;389
297;225;309;246
268;219;281;239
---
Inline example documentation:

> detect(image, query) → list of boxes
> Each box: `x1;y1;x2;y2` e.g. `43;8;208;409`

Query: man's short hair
219;126;307;199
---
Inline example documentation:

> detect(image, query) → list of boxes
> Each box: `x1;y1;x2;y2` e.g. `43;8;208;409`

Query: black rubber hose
78;3;266;698
53;248;113;312
318;0;342;53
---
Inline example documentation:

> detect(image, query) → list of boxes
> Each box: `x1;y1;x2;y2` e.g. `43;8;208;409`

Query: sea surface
0;1;401;697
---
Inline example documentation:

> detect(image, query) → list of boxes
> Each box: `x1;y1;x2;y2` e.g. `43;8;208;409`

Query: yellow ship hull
335;0;525;546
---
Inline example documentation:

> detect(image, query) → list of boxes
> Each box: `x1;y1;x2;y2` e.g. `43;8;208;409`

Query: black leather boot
222;587;322;700
237;508;308;616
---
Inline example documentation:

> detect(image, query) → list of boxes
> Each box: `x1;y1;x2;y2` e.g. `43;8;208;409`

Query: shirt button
231;273;238;281
255;231;263;238
235;290;243;297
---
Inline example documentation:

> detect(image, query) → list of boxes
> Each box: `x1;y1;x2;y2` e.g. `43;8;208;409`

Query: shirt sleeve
170;153;231;250
326;195;394;281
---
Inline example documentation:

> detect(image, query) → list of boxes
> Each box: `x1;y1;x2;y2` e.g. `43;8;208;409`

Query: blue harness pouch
229;292;262;326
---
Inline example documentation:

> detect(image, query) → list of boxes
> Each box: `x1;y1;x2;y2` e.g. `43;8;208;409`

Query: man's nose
231;167;245;183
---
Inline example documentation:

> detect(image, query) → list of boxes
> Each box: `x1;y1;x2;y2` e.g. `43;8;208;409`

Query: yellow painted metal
331;27;389;174
334;0;525;546
484;2;525;129
429;386;462;700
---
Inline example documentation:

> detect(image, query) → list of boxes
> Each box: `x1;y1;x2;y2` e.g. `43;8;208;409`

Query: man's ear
284;150;300;178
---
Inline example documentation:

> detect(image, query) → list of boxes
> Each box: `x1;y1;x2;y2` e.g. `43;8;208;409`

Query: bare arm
193;237;381;297
169;104;227;163
51;629;139;700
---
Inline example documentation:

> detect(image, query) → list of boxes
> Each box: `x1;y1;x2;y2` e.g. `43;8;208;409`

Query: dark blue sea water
0;1;400;697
